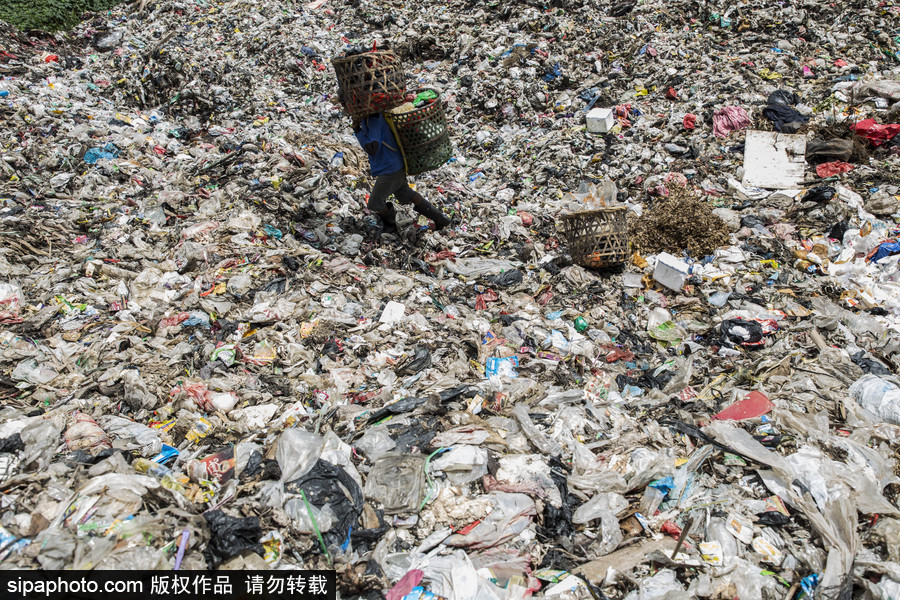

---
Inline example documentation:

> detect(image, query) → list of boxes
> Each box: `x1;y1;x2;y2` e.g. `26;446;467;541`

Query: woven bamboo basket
561;206;629;268
332;50;407;119
384;89;452;175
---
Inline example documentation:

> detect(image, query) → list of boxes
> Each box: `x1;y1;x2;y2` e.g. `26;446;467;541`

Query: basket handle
384;113;410;174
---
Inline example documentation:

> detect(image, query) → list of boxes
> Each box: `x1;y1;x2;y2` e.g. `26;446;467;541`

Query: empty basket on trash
384;89;452;175
332;50;407;118
561;206;629;268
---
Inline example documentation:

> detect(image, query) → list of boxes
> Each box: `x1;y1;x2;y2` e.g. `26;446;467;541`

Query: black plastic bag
805;185;836;203
762;104;809;133
0;433;24;453
740;215;767;229
397;345;432;375
439;385;476;403
767;90;799;107
806;138;854;163
240;451;281;482
541;456;576;540
322;338;343;359
828;220;849;241
285;460;363;547
487;269;524;288
203;510;264;569
721;319;764;346
366;396;427;424
850;351;893;376
755;512;791;527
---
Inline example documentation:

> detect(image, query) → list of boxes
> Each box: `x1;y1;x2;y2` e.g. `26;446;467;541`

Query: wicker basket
561;206;629;268
384;89;452;175
332;50;407;119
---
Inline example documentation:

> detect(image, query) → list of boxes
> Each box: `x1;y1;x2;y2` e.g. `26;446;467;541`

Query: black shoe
414;200;451;230
378;202;399;237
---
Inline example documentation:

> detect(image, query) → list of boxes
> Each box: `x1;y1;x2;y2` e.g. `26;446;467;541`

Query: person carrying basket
352;112;450;237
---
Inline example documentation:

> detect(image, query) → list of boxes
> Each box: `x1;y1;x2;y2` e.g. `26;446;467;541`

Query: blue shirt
355;114;405;176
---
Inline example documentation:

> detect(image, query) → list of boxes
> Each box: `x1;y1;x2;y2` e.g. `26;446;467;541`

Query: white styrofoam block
586;107;615;134
742;130;807;190
653;252;690;291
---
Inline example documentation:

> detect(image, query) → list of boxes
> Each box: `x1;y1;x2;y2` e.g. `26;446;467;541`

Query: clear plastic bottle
638;486;665;516
134;458;188;494
707;517;739;560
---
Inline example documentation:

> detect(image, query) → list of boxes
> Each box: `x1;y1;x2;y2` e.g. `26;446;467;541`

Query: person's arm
355;117;380;155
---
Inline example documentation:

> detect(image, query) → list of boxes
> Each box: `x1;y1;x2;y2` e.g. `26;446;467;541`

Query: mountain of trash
1;1;900;599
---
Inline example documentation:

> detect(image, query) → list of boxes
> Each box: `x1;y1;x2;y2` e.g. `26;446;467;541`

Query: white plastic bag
850;374;900;425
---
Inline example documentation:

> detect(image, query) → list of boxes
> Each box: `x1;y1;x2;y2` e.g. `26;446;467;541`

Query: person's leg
379;201;398;235
395;185;451;230
368;171;407;235
368;173;398;213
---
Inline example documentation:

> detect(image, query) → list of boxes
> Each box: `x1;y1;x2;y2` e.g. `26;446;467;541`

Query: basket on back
332;50;407;119
560;206;629;268
384;89;452;175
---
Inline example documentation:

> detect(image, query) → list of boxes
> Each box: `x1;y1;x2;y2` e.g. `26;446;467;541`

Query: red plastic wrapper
188;447;235;483
661;520;693;550
851;118;900;146
604;346;635;363
816;161;854;177
661;520;682;538
475;289;498;310
160;312;190;328
715;390;775;421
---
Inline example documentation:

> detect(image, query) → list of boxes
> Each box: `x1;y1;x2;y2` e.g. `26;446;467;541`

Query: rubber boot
413;198;451;230
378;202;398;237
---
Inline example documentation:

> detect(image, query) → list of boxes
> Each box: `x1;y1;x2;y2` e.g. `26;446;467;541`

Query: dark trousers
368;169;420;212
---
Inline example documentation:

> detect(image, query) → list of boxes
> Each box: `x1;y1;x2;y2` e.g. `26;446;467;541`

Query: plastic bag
431;445;489;485
276;428;323;482
444;492;536;550
65;412;111;453
572;180;618;210
284;459;363;546
511;404;562;457
639;569;690;600
11;358;58;385
364;453;427;515
20;418;62;470
202;510;264;569
0;282;24;319
122;368;155;410
355;427;396;460
706;517;739;564
98;415;162;457
572;492;628;524
850;374;900;425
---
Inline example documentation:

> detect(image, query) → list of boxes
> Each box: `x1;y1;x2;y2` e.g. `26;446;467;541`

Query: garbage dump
2;0;900;599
